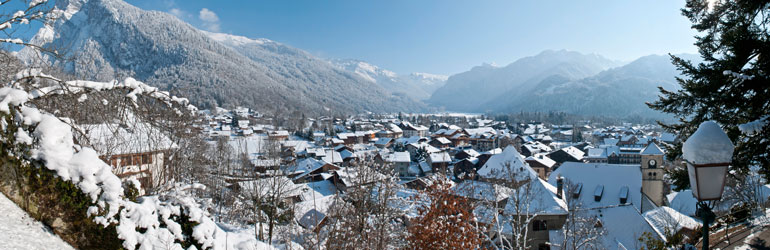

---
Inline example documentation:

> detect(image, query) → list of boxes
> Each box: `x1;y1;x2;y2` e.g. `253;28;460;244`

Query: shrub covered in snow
0;77;272;250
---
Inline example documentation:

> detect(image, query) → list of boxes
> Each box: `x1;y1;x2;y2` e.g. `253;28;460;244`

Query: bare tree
480;160;545;250
324;159;408;249
555;180;606;250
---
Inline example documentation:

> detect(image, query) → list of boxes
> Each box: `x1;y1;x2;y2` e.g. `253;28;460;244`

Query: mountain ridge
24;0;427;115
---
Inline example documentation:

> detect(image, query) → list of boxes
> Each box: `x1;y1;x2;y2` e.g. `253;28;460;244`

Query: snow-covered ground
0;192;74;250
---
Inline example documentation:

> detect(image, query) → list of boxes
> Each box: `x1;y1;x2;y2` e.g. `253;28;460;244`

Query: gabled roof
386;152;411;163
643;206;701;235
452;180;512;203
641;142;664;155
79;122;177;155
550;146;585;160
433;137;451;144
477;146;533;181
428;152;451;163
503;178;568;216
298;208;326;230
579;205;664;249
586;148;607;159
525;154;557;168
374;137;393;145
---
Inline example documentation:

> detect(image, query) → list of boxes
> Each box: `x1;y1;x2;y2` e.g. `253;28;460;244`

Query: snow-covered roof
374;137;392;145
321;150;343;164
602;138;620;146
298;180;338;202
452;180;512;203
641;142;664;155
503;178;568;216
428;152;451;163
585;205;664;249
288;158;332;178
238;176;303;199
549;162;643;210
523;142;551;153
559;146;585;160
298;208;326;230
525;154;556;168
79;122;177;155
659;132;676;143
643;206;701;235
434;137;451;144
478;146;535;181
386;152;411;163
586;148;607;159
281;140;311;152
667;190;697;216
460;149;481;158
388;123;403;133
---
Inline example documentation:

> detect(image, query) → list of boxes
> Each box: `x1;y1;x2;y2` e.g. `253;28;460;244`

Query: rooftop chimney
556;175;564;199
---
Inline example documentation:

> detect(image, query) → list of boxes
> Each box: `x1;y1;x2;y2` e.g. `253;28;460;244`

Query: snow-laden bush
0;76;272;250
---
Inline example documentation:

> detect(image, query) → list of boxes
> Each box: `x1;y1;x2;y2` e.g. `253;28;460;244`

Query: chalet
452;180;512;208
387;123;403;138
643;206;701;241
373;137;393;148
428;137;452;149
287;158;340;183
520;141;551;157
453;157;479;179
547;146;585;164
618;135;639;146
585;148;608;163
454;148;480;160
377;152;411;176
312;131;325;142
79;123;177;191
426;152;451;175
399;122;429;138
525;154;556;180
268;130;290;141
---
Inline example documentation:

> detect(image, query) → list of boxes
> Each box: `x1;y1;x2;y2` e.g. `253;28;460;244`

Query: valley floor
0;192;74;250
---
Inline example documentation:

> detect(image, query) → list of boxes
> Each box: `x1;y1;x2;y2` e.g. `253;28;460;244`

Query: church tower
641;142;666;212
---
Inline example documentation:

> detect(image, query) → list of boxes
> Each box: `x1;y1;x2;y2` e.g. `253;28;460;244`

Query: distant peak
410;72;448;81
481;62;499;68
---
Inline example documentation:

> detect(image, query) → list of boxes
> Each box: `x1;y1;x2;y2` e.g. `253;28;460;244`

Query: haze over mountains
428;50;699;119
330;59;447;100
21;0;694;119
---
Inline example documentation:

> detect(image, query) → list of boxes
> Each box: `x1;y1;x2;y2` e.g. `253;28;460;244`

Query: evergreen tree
648;0;770;185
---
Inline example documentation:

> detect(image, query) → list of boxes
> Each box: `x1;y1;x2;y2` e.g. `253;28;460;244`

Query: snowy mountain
330;59;447;100
491;54;700;118
22;0;427;115
428;50;622;112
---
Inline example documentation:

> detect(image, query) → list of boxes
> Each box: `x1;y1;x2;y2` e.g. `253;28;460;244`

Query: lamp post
682;121;734;250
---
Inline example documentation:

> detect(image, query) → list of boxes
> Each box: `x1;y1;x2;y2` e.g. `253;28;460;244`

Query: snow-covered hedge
0;78;270;250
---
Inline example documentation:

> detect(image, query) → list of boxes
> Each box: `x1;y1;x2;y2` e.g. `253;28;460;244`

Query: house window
532;220;548;231
134;156;142;166
142;154;153;164
121;156;131;166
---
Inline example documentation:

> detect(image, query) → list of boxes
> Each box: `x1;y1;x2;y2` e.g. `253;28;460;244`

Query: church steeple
640;142;666;212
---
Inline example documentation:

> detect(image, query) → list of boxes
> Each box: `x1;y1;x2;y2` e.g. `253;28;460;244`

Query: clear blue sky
127;0;698;75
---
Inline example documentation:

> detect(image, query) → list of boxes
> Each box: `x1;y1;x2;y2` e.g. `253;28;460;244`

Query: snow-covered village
0;0;768;249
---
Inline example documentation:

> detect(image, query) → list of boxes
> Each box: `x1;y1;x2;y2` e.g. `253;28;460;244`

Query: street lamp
682;121;734;250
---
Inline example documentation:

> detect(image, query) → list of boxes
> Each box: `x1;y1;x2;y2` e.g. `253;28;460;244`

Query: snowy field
0;192;74;250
